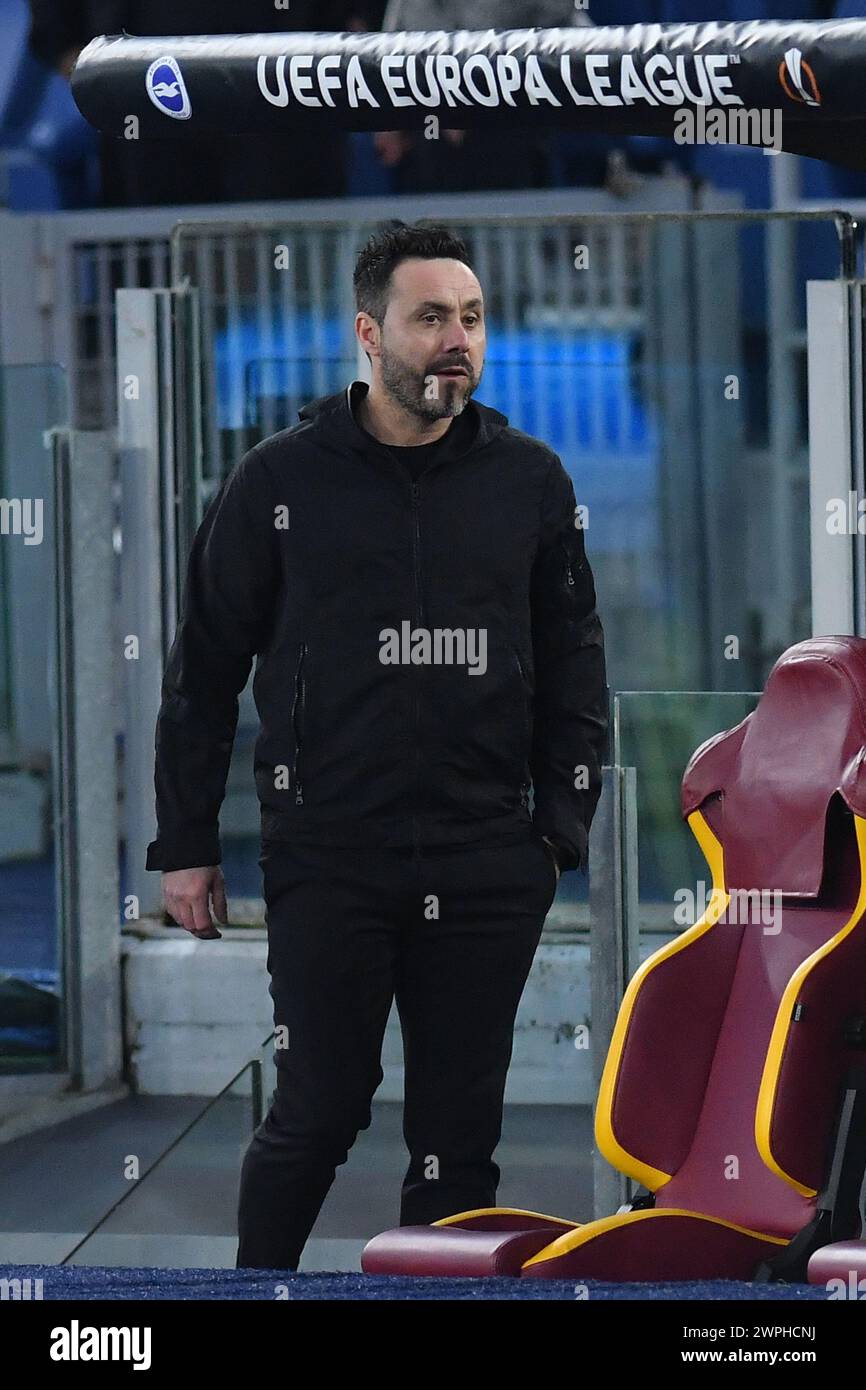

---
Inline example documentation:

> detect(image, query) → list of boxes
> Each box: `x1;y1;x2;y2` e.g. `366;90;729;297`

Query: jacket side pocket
291;641;307;806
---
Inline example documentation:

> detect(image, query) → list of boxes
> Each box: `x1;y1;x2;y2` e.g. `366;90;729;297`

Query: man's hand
162;866;227;939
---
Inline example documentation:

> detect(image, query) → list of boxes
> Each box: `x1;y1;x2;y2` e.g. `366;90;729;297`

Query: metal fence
70;235;173;432
170;214;652;488
0;177;701;440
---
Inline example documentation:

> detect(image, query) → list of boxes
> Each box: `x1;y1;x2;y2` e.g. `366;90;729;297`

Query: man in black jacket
146;221;609;1269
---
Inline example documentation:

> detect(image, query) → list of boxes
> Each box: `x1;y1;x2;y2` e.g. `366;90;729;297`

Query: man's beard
379;342;481;423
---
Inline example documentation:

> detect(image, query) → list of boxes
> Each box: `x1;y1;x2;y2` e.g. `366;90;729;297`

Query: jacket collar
298;378;509;458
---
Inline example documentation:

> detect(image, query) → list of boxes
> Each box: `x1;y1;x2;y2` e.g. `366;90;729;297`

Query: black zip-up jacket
144;380;609;874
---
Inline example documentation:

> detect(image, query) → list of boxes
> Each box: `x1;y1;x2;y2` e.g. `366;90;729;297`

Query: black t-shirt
372;407;475;482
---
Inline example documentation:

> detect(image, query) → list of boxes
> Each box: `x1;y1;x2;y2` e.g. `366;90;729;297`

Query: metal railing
0;178;700;435
59;1037;272;1266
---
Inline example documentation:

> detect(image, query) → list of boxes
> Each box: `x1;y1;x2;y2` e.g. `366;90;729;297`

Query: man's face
362;257;486;423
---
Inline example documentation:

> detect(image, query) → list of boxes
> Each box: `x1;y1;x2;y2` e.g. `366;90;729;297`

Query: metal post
51;428;123;1089
806;281;864;636
766;213;801;651
768;149;802;211
172;286;206;571
116;288;182;916
644;222;707;687
767;160;805;652
589;763;641;1218
692;218;747;689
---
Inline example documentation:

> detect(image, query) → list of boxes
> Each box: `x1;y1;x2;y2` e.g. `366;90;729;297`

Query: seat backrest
681;634;866;897
597;636;866;1239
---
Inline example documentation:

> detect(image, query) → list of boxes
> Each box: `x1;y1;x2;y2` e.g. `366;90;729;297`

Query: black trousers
235;829;559;1269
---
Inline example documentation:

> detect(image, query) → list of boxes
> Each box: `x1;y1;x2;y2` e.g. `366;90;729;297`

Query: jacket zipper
560;538;576;587
411;482;425;626
512;646;532;809
560;536;586;588
291;641;306;806
513;646;529;710
411;482;423;851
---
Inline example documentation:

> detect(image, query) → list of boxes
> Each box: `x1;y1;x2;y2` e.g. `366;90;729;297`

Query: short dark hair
353;220;473;324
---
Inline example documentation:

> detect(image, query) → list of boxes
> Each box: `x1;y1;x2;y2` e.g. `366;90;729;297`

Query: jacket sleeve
144;447;280;872
529;454;609;873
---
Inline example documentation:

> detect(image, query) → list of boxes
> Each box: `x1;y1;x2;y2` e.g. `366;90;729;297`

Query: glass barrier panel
0;364;69;1074
614;690;761;940
63;1034;277;1267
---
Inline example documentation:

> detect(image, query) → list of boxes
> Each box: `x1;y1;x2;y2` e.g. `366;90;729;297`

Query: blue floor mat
0;1265;830;1300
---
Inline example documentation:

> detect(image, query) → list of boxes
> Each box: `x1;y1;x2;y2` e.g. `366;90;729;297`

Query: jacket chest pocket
291;642;307;805
559;535;585;591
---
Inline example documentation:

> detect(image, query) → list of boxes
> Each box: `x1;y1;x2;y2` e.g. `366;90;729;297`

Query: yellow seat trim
521;1207;789;1270
594;808;729;1189
432;1206;580;1229
754;812;866;1197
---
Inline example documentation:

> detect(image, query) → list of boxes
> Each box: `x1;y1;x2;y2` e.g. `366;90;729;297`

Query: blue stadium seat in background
347;131;396;198
0;0;32;129
0;0;99;210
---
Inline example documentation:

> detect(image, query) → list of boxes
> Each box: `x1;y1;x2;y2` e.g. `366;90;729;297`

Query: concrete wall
122;927;595;1104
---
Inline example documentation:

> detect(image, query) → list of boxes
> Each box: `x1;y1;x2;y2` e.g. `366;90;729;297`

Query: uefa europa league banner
71;21;866;168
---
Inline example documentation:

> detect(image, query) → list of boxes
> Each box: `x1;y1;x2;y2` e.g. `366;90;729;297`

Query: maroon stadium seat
362;636;866;1281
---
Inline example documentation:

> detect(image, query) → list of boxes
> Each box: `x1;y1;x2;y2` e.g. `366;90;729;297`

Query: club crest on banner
146;56;192;119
